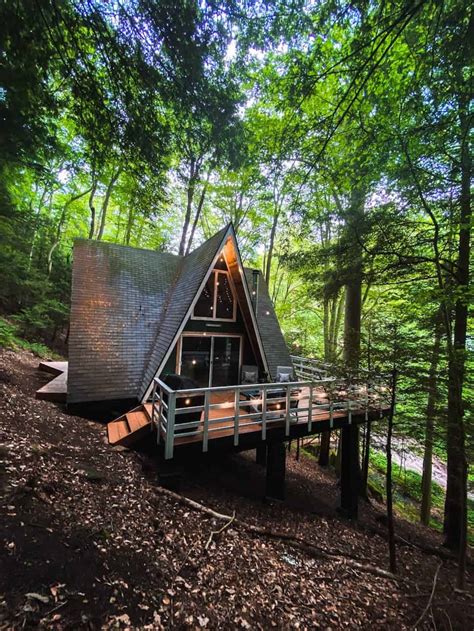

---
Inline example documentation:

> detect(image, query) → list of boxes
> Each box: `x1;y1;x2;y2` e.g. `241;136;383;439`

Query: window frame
192;269;237;322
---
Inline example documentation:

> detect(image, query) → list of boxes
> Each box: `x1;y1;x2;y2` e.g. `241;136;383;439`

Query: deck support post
339;424;359;519
265;441;286;501
319;430;331;467
256;443;267;466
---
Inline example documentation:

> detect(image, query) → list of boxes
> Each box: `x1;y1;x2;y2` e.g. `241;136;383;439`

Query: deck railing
151;374;391;459
290;355;333;380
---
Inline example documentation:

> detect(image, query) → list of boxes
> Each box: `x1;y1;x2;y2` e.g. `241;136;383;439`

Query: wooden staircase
107;404;154;447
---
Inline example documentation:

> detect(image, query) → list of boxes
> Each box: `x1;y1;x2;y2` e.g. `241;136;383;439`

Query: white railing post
329;399;334;429
203;390;210;452
308;384;313;431
164;391;176;460
261;387;267;440
233;387;240;446
151;379;156;434
285;386;291;435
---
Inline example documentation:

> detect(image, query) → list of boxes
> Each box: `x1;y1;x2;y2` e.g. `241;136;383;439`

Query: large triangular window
193;268;236;321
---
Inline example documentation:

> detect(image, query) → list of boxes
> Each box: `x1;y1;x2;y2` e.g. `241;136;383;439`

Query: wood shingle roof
68;227;292;405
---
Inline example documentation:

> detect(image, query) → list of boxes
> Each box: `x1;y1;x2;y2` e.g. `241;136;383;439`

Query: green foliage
0;319;17;349
12;300;68;340
0;318;59;358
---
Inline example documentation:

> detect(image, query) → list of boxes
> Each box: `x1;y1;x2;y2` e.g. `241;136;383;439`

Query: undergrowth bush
0;317;59;358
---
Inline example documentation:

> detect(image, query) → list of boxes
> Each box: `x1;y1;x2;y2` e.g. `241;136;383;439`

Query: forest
0;0;472;623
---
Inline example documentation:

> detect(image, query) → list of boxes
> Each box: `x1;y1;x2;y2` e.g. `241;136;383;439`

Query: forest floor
0;348;473;630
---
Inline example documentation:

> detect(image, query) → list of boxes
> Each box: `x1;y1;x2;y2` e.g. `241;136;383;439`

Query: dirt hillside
0;349;472;629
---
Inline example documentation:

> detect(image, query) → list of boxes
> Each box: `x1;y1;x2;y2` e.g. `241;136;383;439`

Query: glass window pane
181;336;211;387
194;274;215;318
212;337;240;386
216;272;234;320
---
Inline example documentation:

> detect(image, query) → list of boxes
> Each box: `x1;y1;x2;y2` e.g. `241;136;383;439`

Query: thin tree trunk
420;312;442;525
185;173;210;255
124;206;135;245
28;185;49;266
323;298;330;361
88;180;98;239
47;185;93;275
386;369;398;574
97;168;121;241
265;208;279;283
179;159;197;256
362;420;371;493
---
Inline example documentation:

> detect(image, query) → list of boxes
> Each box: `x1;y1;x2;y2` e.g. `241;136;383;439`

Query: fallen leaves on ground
0;348;472;629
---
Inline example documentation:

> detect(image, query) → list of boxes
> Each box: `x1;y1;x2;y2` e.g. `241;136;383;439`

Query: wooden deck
36;361;68;402
160;388;387;449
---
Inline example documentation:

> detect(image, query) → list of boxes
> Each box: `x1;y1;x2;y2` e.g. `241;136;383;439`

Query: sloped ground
0;348;472;630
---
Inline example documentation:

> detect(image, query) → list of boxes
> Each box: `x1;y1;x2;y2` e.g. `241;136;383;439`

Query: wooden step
126;410;150;433
106;404;154;448
107;419;130;445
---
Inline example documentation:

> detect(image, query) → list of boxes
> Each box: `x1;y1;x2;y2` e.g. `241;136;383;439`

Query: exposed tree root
154;485;403;583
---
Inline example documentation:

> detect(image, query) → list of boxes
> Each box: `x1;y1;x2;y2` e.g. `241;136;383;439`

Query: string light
192;359;197;365
185;398;191;406
266;310;270;315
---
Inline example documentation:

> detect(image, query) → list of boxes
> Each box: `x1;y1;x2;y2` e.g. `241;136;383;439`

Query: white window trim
192;269;237;322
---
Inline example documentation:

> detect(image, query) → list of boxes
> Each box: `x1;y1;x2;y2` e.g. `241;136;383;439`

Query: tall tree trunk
124;205;135;245
179;159;197;256
88;180;98;239
343;187;365;493
386;369;398;574
47;186;93;275
185;173;210;255
343;187;365;370
323;297;330;360
265;208;279;283
97;168;121;241
420;312;442;525
443;90;471;590
28;185;49;267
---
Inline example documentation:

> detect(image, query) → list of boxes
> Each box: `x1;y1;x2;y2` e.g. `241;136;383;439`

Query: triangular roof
139;224;270;401
68;226;291;405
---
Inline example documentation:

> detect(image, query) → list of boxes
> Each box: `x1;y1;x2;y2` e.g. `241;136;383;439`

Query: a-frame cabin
67;224;291;409
38;224;390;511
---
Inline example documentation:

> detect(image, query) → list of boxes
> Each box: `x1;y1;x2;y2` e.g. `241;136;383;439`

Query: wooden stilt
266;441;286;501
319;430;331;467
256;443;267;466
340;425;359;519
